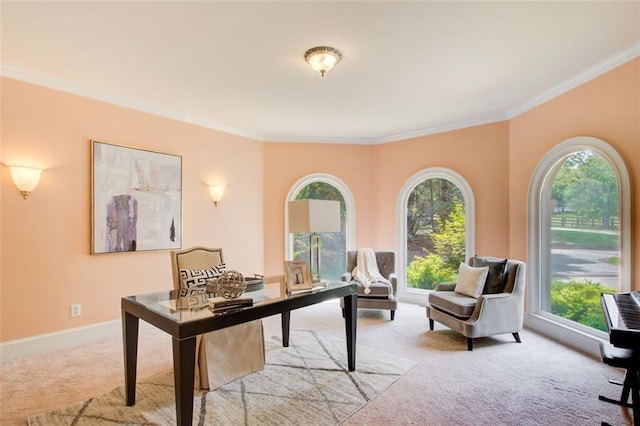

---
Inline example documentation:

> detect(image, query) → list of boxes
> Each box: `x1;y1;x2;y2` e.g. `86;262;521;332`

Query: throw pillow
472;256;508;294
179;263;226;289
454;262;489;298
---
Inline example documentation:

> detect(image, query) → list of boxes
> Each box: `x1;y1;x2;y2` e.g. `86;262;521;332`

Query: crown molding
3;40;639;145
0;65;264;141
262;134;374;145
507;41;640;119
371;113;509;145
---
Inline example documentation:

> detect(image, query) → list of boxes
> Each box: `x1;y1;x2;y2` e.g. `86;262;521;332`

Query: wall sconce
209;185;224;207
9;166;43;200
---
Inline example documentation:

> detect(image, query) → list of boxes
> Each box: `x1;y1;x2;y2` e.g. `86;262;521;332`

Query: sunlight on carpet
28;330;416;425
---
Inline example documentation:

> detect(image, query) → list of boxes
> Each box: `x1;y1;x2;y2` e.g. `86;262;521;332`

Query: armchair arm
388;273;398;293
435;283;456;292
341;272;352;282
466;292;524;335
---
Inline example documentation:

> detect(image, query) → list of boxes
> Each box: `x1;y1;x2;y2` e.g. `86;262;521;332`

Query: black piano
601;291;640;424
602;291;640;350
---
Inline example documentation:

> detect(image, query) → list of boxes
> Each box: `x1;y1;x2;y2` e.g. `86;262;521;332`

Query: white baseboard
0;319;122;362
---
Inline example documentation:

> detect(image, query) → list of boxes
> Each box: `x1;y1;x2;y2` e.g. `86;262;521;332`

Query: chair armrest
468;291;523;329
480;292;511;300
388;273;398;293
435;283;456;292
341;272;352;282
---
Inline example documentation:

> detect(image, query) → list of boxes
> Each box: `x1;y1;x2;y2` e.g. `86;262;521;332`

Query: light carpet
27;330;416;425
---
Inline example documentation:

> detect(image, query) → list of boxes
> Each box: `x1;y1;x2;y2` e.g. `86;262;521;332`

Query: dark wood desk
121;282;357;426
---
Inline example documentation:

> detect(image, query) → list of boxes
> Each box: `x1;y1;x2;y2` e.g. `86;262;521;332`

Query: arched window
285;174;355;281
397;168;475;303
527;137;631;352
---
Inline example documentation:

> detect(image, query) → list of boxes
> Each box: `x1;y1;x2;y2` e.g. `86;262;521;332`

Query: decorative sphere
213;270;246;299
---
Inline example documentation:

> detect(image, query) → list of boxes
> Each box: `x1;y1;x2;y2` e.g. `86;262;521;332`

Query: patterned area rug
28;330;416;425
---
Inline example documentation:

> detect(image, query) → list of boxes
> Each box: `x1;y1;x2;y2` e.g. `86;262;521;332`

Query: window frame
526;136;631;353
396;167;476;303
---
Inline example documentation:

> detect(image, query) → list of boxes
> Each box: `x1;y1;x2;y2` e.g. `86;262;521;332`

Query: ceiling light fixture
304;46;342;77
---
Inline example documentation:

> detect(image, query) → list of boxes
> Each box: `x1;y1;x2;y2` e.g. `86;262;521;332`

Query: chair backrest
346;250;395;279
467;255;525;295
504;259;525;295
170;246;224;290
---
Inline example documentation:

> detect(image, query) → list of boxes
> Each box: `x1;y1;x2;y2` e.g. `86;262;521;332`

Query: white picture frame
284;260;313;293
91;140;182;254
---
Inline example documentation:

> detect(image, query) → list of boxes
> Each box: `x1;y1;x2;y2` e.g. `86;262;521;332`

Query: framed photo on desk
284;260;313;293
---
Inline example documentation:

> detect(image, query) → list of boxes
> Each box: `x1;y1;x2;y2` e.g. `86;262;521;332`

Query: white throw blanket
352;248;394;300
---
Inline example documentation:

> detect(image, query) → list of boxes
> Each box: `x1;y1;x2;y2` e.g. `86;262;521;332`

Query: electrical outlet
71;304;81;317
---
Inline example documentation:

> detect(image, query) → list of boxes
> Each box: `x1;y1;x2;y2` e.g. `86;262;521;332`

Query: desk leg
122;310;139;406
173;336;196;426
281;311;291;347
344;293;357;371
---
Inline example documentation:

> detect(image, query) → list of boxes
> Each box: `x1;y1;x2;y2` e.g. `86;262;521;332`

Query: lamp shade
209;185;224;204
288;199;340;233
9;166;43;199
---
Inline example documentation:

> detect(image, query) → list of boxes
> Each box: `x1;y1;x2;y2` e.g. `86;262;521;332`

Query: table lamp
288;199;341;282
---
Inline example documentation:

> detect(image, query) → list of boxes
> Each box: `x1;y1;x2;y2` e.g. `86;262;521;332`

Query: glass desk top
122;281;354;325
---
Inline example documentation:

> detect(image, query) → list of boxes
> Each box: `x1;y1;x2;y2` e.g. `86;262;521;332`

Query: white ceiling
2;1;639;144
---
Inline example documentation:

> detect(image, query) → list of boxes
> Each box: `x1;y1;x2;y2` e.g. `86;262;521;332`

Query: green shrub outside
407;202;464;289
407;252;456;290
550;280;617;332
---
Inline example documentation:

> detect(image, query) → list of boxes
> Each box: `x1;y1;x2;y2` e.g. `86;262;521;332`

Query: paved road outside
551;248;619;288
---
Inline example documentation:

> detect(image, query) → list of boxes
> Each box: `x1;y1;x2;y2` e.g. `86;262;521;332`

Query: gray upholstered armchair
170;246;265;390
426;256;526;351
341;250;398;320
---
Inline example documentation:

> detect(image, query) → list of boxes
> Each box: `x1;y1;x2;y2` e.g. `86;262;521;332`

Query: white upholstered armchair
170;246;265;390
426;256;526;351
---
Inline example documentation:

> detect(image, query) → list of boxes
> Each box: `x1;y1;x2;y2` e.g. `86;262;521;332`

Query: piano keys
602;291;640;350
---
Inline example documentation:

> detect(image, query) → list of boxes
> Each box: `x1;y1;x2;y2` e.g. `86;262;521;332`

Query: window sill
525;312;607;358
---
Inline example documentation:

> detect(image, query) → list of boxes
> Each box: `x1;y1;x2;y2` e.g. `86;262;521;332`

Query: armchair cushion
343;271;395;298
428;291;477;318
472;256;508;294
179;263;226;289
357;281;394;298
454;262;488;298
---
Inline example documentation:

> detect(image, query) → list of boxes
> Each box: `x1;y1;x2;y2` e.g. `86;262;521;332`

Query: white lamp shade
209;185;224;203
304;46;342;77
288;199;340;233
9;166;42;193
308;52;337;74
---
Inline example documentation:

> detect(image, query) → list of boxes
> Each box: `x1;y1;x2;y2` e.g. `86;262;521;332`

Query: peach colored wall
0;77;4;340
2;58;637;344
1;78;264;342
373;122;511;256
509;58;639;288
262;122;511;278
263;143;375;277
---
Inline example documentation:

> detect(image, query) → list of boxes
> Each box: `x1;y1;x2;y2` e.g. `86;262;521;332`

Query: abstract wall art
91;140;182;254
